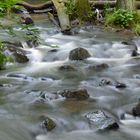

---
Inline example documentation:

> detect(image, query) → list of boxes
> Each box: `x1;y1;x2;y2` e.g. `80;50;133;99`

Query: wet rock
21;11;34;25
69;47;91;60
115;82;126;89
131;50;139;57
132;101;140;117
99;78;126;89
71;19;80;27
3;42;29;63
88;63;109;71
41;116;56;131
133;74;140;79
59;89;89;100
58;65;77;71
0;84;14;88
7;73;34;81
85;110;119;130
48;49;58;52
13;52;29;63
99;79;113;86
2;41;23;48
40;92;60;101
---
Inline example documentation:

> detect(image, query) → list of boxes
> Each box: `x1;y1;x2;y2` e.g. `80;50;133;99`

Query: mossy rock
69;47;91;60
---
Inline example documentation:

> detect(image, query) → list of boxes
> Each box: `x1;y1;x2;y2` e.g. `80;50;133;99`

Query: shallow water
0;14;140;140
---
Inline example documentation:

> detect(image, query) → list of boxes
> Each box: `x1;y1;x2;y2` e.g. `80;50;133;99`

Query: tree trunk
51;0;71;32
75;0;91;20
116;0;136;11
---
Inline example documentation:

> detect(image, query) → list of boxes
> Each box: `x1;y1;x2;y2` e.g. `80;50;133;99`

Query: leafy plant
65;0;76;20
0;42;13;69
105;9;134;28
0;0;20;13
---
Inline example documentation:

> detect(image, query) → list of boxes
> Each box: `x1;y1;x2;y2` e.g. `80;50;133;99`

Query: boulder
85;110;119;130
59;89;89;100
132;101;140;117
41;116;56;131
12;52;29;63
131;50;139;57
3;42;29;63
69;47;91;60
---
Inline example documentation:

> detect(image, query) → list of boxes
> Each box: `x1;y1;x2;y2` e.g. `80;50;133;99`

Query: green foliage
0;42;13;68
134;24;140;35
0;0;20;14
21;24;40;44
105;9;134;28
65;0;76;17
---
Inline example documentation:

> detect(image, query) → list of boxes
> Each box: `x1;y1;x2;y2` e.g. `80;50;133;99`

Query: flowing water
0;14;140;140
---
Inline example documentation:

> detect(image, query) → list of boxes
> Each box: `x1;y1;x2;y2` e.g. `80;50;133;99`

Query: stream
0;13;140;140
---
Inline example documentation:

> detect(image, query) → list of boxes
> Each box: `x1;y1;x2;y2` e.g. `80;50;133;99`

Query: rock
131;50;139;57
41;116;56;131
13;52;29;63
40;92;60;101
69;47;91;60
99;78;126;89
0;84;14;88
99;78;113;86
115;82;126;89
59;89;89;100
3;42;29;63
21;12;34;25
48;49;58;52
132;102;140;117
58;65;77;71
88;63;109;71
133;74;140;79
85;110;119;130
7;73;34;81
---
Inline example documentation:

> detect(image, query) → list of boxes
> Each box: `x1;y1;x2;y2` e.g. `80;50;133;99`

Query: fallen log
16;1;140;13
89;1;140;9
16;1;54;12
89;1;116;9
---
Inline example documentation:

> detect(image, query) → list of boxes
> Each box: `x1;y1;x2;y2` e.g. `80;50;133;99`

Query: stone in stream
69;47;91;60
132;101;140;117
99;78;113;86
58;65;77;71
115;82;126;89
131;50;140;57
12;52;29;63
88;63;109;71
59;89;89;100
7;73;34;81
41;116;56;131
85;110;119;131
3;42;29;63
99;78;126;89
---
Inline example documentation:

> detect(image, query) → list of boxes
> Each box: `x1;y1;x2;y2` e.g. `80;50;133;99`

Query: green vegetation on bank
0;42;13;69
105;9;140;35
0;0;20;15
